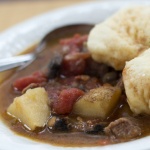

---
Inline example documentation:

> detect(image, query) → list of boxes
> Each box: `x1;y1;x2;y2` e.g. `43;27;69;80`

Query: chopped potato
72;86;121;119
7;87;50;131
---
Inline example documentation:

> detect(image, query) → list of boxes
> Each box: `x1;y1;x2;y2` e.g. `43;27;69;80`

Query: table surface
0;0;93;32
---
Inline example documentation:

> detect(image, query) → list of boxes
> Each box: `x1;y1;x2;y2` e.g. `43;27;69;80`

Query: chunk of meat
104;117;141;139
49;34;89;77
53;88;84;115
60;52;90;76
61;55;86;76
13;71;47;91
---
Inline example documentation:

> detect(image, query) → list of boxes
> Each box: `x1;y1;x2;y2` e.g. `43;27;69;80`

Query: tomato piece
13;71;47;91
53;88;84;115
32;71;47;78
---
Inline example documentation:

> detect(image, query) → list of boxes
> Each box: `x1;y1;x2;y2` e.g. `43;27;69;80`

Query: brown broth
0;43;110;147
1;28;150;147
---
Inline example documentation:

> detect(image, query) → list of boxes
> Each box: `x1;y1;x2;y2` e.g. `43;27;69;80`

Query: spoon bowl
0;24;93;72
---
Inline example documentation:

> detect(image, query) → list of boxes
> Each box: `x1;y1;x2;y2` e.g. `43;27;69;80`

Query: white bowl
0;1;150;150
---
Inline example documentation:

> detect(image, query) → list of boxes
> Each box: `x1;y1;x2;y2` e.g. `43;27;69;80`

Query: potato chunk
7;87;50;130
72;86;121;119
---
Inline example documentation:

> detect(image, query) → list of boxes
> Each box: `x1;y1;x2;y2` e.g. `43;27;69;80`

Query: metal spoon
0;24;93;72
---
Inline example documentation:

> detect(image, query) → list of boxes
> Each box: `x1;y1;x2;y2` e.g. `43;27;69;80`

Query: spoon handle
0;54;35;72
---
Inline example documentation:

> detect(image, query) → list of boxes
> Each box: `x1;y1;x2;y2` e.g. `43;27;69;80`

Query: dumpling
123;49;150;115
87;6;150;70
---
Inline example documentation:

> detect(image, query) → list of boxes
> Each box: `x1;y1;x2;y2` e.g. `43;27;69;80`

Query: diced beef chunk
104;117;141;139
60;53;90;76
61;56;86;76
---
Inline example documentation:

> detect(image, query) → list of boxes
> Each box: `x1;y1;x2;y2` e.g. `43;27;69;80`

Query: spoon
0;24;93;72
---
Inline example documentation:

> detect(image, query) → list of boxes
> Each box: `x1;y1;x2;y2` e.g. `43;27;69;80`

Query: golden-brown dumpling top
87;6;150;70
